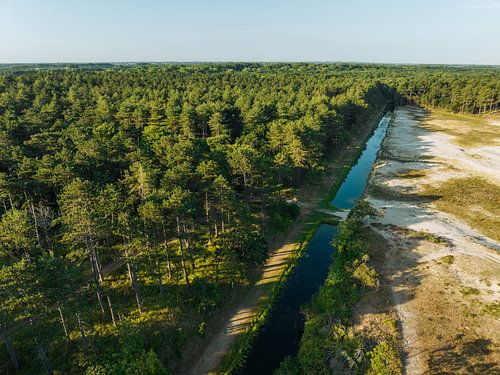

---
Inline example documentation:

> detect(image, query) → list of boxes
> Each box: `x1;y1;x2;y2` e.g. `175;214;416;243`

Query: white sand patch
378;107;500;183
366;106;500;374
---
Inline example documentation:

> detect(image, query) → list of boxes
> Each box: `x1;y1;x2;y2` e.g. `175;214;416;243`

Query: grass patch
460;287;480;296
367;183;399;200
422;111;500;147
397;169;428;179
414;231;449;246
420;177;500;242
482;303;500;318
441;255;455;265
368;183;426;202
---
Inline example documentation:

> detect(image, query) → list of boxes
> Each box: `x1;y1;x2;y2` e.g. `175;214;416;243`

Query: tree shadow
426;338;498;374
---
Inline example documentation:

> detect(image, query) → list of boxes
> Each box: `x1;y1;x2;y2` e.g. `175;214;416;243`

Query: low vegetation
482;303;500;318
275;201;402;375
410;231;449;246
421;177;500;242
423;111;500;148
397;169;428;179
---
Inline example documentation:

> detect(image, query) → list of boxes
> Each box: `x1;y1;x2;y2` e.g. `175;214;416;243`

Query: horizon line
1;61;499;67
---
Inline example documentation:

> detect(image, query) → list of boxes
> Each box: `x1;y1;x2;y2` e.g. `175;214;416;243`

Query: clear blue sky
1;0;499;64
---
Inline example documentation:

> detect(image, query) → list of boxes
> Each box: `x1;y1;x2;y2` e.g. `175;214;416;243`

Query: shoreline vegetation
215;106;388;375
276;202;402;375
0;63;498;374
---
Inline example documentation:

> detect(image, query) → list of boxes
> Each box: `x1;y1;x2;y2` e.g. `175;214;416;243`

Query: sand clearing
366;106;500;374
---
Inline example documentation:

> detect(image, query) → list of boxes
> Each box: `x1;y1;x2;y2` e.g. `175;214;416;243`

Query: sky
0;0;499;64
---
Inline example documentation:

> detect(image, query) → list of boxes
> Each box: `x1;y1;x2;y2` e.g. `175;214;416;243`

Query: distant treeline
0;64;497;374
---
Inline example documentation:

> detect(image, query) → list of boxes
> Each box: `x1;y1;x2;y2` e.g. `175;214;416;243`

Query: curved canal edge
217;106;394;374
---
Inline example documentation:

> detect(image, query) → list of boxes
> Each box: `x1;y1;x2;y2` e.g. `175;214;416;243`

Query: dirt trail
367;106;500;374
186;113;383;375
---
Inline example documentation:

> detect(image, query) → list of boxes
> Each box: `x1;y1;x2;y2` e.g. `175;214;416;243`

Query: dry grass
422;111;500;148
397;169;428;179
421;177;500;242
375;225;500;375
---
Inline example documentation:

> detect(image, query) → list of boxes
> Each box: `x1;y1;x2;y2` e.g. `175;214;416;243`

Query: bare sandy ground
366;106;500;374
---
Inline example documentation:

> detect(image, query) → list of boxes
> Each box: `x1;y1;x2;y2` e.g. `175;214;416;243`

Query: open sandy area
365;106;500;374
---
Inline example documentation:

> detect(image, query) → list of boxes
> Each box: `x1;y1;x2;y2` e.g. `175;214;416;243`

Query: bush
274;356;301;375
352;260;378;288
268;200;300;232
81;323;170;375
368;340;402;375
298;317;329;374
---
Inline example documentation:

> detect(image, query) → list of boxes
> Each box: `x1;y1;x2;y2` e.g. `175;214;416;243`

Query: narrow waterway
332;113;393;209
239;111;393;375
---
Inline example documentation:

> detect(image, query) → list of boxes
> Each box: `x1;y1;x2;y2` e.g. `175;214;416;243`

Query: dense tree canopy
0;63;498;374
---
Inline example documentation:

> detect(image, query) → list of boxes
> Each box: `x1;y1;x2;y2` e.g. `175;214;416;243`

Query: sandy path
187;112;383;375
367;106;500;374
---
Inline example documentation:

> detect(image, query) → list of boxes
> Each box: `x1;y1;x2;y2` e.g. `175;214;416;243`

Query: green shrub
298;318;329;374
352;261;378;288
327;324;366;373
441;255;455;265
274;356;301;375
268;200;301;232
368;340;402;375
82;324;170;375
460;287;480;296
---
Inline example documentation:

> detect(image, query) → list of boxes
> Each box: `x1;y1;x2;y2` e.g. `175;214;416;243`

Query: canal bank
188;105;392;375
237;112;393;374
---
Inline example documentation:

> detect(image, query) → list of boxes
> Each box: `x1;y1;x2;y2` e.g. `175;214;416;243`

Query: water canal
239;111;393;374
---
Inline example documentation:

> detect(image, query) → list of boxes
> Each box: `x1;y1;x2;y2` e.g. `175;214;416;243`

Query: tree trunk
126;262;134;285
94;247;104;282
164;242;172;280
107;296;117;326
85;236;106;314
28;202;42;248
123;240;134;284
183;224;196;270
155;258;164;295
221;208;225;234
205;191;212;243
89;249;105;314
130;264;143;314
87;234;103;282
58;307;70;341
161;226;173;279
176;216;190;285
261;191;266;230
75;313;86;345
44;231;54;256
